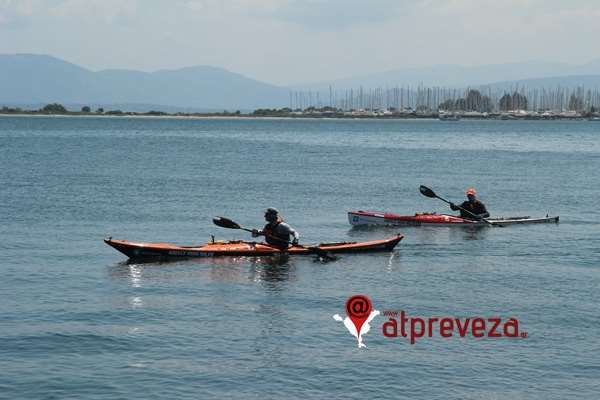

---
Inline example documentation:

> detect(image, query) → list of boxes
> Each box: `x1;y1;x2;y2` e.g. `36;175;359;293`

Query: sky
1;0;599;85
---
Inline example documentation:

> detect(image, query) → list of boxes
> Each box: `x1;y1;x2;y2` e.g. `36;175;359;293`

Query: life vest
460;200;487;219
263;221;290;248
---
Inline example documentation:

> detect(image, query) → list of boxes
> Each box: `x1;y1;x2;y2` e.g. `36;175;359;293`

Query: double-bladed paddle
419;185;496;226
212;216;337;261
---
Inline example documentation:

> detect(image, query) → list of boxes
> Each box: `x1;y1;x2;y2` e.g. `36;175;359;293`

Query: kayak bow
105;235;403;260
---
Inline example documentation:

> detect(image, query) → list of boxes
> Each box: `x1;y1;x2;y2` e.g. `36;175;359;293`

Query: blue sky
1;0;599;85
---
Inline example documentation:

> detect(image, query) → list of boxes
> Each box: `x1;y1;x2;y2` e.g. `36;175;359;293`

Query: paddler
252;208;300;248
450;188;490;220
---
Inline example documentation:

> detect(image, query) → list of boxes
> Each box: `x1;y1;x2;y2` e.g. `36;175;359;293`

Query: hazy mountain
0;54;289;111
483;75;600;91
2;54;600;111
293;60;600;91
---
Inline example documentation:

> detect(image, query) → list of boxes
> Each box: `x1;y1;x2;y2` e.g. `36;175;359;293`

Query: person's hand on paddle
419;185;496;227
291;238;299;246
213;216;339;261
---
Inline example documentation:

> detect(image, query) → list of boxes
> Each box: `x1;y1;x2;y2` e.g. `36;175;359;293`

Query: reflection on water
128;265;143;288
249;255;295;290
454;226;488;241
107;261;146;284
348;224;490;244
129;296;144;308
107;254;296;289
347;225;404;238
255;300;287;364
386;252;398;273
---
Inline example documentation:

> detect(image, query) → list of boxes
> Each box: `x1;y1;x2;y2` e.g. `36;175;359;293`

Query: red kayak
348;211;559;227
105;235;403;260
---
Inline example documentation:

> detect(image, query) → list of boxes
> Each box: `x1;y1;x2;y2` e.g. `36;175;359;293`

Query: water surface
1;117;598;399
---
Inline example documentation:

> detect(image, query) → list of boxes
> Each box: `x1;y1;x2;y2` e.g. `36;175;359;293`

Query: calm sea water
1;116;599;400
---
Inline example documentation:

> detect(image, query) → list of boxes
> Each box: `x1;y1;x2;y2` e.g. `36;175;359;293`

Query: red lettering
488;318;502;337
410;318;425;344
378;312;523;343
503;318;519;337
400;311;408;338
383;318;398;337
471;318;485;337
427;318;438;337
455;318;471;337
440;318;454;337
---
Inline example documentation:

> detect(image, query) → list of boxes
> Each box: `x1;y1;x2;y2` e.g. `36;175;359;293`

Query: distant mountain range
0;54;289;111
293;60;600;91
481;74;600;91
1;54;600;111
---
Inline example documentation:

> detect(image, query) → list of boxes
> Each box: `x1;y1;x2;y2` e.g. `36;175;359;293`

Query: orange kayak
105;235;403;260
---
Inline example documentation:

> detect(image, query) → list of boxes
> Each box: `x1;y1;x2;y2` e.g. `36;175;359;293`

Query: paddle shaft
434;194;495;226
234;226;295;246
213;216;336;260
231;224;326;253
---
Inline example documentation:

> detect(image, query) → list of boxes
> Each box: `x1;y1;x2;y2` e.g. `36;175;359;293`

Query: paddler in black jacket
450;188;490;220
252;208;300;249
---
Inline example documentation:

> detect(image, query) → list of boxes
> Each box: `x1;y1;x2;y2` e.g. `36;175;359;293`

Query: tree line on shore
2;86;599;118
0;104;242;116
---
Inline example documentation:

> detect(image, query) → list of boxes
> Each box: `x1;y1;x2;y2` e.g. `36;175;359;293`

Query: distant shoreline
1;112;598;121
2;101;599;121
0;113;442;121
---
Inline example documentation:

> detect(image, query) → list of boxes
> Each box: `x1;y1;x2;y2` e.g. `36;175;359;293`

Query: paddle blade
419;185;437;198
213;216;241;230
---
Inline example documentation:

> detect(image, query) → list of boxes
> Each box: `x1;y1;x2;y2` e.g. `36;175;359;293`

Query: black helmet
265;207;279;215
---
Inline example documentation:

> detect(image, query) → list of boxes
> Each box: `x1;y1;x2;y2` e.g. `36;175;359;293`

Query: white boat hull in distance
348;211;559;227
